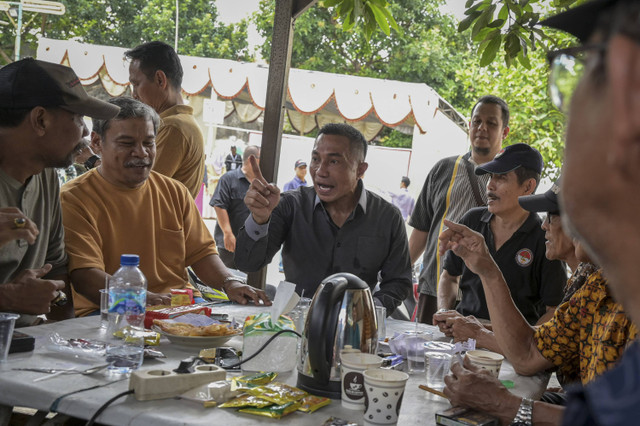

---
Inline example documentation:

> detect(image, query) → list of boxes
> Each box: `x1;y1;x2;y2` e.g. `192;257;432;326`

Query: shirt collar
313;179;367;214
159;104;193;118
481;209;539;233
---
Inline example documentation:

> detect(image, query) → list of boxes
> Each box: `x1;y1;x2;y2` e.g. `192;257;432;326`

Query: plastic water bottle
106;254;147;374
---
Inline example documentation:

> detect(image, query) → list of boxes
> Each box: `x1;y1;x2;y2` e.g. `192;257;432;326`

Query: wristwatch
510;397;533;425
221;275;247;291
84;154;100;169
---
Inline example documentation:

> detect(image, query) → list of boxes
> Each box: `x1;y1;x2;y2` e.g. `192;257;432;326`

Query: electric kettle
296;273;378;398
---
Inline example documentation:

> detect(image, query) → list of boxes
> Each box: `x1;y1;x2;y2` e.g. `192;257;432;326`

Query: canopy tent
36;37;471;208
36;38;467;141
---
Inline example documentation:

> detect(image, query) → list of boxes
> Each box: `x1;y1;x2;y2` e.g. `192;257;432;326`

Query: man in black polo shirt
209;145;260;269
436;143;565;325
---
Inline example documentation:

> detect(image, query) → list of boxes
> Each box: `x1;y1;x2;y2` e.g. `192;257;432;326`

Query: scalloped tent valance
36;38;464;138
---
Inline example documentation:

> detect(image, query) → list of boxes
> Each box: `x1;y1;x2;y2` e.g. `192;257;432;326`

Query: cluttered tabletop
0;301;549;426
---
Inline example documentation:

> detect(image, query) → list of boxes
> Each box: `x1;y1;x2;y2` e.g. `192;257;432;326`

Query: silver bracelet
510;397;533;425
221;275;247;291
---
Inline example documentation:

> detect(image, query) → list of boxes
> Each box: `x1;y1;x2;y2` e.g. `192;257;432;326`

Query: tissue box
144;305;212;329
242;313;297;372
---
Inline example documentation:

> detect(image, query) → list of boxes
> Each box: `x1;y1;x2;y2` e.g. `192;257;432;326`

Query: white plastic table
0;304;548;425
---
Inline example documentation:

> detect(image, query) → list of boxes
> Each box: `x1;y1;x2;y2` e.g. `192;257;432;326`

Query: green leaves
323;0;399;40
480;33;501;66
3;0;252;64
461;0;581;69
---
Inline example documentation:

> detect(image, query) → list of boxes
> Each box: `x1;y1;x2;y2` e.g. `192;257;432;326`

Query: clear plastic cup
99;289;109;329
0;313;20;363
375;306;386;341
425;352;452;390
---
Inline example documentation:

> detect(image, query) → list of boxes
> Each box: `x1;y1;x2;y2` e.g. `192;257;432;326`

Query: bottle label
109;289;146;316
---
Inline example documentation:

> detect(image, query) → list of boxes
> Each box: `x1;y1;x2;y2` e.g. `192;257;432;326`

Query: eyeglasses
547;44;606;112
544;213;560;225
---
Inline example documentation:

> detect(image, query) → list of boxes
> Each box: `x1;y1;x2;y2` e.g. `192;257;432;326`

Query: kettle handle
307;273;368;385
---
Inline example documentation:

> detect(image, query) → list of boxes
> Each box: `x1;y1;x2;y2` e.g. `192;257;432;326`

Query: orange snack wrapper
144;304;211;329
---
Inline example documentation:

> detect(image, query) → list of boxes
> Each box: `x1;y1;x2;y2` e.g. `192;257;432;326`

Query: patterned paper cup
363;368;409;425
465;350;504;378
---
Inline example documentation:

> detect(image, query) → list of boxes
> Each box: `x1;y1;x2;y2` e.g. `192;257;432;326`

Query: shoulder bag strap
462;152;486;207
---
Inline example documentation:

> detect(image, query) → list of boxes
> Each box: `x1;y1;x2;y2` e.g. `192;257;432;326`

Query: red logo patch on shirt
515;248;533;267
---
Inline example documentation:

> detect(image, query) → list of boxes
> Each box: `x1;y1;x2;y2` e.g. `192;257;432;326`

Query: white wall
408;110;469;200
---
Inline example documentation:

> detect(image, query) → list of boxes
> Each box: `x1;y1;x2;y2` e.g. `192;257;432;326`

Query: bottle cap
120;254;140;266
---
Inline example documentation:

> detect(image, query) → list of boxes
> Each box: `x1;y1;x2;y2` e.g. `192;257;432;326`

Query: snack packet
239;401;301;419
231;372;278;391
218;394;272;409
171;288;194;306
245;382;308;405
113;326;160;346
298;395;331;413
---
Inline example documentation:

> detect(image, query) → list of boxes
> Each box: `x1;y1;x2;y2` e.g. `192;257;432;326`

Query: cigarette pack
435;406;499;426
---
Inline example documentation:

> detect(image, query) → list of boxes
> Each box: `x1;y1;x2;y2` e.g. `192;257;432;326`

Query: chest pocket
355;236;387;274
158;227;186;270
230;186;248;201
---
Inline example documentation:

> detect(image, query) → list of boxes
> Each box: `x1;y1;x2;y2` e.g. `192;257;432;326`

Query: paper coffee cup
465;350;504;378
341;352;383;410
363;368;409;425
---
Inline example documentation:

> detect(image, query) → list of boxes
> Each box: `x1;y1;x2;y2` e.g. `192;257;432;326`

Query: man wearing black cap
437;176;635;400
283;159;309;192
436;176;636;424
435;143;566;325
0;58;119;325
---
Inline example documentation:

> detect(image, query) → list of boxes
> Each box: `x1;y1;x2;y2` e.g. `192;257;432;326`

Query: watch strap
221;275;247;290
510;397;533;426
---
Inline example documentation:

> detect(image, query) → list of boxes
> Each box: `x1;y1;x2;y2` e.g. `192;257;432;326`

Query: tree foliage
0;0;250;65
322;0;400;39
255;0;568;178
458;0;583;69
255;0;474;107
326;0;585;68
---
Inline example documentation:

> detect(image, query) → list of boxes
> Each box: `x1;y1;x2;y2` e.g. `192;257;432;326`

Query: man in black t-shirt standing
436;143;565;325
